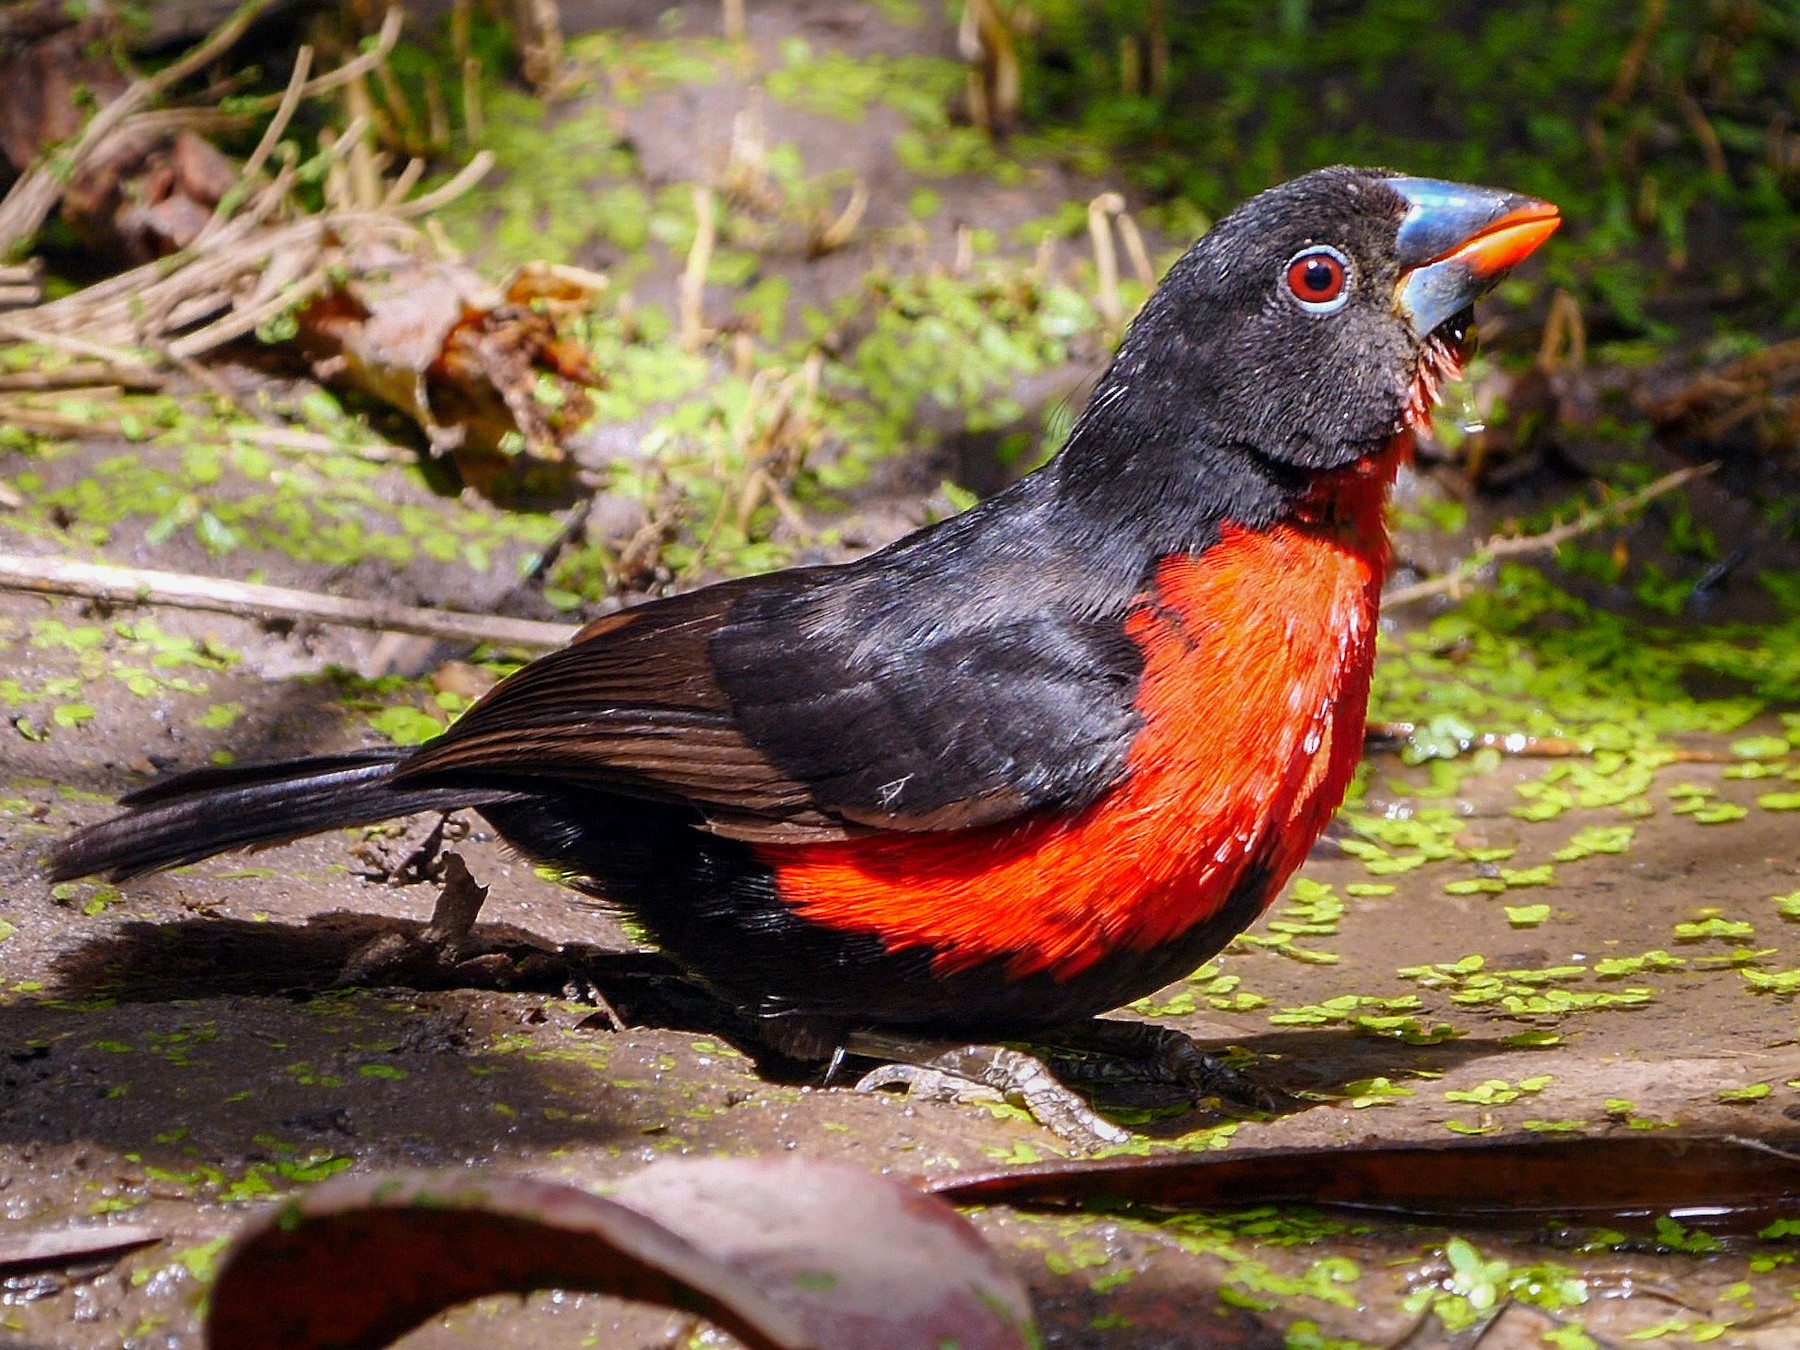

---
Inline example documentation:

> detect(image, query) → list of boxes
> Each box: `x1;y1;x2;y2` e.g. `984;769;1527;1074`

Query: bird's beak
1389;177;1561;341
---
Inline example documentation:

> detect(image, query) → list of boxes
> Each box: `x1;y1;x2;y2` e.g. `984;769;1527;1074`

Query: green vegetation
1016;0;1800;327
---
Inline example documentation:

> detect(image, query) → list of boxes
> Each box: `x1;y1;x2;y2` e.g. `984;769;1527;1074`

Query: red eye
1286;249;1347;308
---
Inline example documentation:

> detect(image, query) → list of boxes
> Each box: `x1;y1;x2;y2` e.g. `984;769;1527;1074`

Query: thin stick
0;361;162;392
1112;208;1155;288
185;44;313;251
0;320;150;367
1385;464;1714;608
0;554;580;649
809;181;868;257
166;266;329;358
228;422;415;464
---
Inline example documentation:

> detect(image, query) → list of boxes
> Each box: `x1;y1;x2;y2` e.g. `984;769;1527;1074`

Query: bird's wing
396;564;1144;842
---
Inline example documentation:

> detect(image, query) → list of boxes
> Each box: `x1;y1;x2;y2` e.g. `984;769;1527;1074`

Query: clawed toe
848;1033;1131;1150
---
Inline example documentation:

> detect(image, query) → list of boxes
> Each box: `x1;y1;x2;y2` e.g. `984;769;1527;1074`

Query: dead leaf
0;3;129;173
614;1157;1036;1350
64;127;239;263
0;1224;161;1275
207;1158;1036;1350
294;253;601;497
931;1134;1800;1239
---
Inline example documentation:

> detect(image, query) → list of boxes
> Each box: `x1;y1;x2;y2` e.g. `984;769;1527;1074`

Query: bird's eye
1284;247;1349;312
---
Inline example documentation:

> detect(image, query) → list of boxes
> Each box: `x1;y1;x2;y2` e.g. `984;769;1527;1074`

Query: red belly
760;449;1400;981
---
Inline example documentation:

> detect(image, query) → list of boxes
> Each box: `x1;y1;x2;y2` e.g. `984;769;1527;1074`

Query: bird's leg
1034;1018;1289;1112
845;1029;1131;1150
334;852;491;986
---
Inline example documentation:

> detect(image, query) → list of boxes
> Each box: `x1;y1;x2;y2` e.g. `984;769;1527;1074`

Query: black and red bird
52;168;1558;1125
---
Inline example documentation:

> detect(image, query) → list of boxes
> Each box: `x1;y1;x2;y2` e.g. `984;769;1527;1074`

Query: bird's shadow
48;910;817;1080
51;911;1517;1130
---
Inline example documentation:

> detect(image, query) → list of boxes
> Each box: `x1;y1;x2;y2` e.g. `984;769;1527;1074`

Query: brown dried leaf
0;1224;161;1275
614;1157;1036;1350
65;128;237;263
931;1134;1800;1238
0;4;129;172
206;1158;1035;1350
293;254;601;496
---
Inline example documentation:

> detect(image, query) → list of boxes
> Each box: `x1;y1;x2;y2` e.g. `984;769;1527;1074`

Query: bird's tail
48;749;527;882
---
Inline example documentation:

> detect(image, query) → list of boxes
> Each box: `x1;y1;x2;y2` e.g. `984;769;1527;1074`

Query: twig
166;265;330;358
1385;464;1715;608
0;321;150;368
228;422;416;464
0;0;280;256
0;554;579;650
1677;90;1729;180
344;74;383;209
220;9;404;119
1113;206;1155;288
1537;289;1586;370
0;361;162;392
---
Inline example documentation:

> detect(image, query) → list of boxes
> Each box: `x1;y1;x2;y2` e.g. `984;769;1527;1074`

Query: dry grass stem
810;182;868;257
680;186;717;353
1088;192;1125;328
1112;207;1154;288
1385;464;1715;609
1538;289;1587;370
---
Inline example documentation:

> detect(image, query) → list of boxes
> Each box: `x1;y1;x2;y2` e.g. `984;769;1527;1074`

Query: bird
51;166;1559;1143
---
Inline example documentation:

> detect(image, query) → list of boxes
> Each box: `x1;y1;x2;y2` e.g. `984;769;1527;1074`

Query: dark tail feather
49;749;528;883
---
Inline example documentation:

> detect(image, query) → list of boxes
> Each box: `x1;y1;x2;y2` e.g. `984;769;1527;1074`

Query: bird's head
1064;166;1559;491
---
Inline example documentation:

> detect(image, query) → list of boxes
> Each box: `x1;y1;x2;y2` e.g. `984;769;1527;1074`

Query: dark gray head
1064;166;1560;480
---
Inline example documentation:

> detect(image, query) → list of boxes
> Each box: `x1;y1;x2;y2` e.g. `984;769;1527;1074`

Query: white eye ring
1283;245;1352;314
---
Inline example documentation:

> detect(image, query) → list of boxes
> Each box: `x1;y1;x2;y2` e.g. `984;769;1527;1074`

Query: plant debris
208;1158;1036;1350
933;1135;1800;1239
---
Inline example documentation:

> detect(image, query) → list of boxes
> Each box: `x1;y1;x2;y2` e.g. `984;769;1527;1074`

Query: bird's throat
1288;427;1413;575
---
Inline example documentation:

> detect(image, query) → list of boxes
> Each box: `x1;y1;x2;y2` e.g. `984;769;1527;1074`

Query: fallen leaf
614;1157;1035;1350
931;1134;1800;1238
0;1224;162;1275
208;1158;1035;1350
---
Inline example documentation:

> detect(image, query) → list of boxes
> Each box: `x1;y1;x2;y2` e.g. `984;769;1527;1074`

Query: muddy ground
6;584;1800;1349
3;2;1800;1347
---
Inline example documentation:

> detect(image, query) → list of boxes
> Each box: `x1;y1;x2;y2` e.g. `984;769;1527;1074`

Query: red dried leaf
615;1157;1035;1350
207;1158;1035;1350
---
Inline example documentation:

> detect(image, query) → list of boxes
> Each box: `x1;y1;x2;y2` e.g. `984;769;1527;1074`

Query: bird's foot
847;1032;1130;1151
1036;1019;1292;1114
